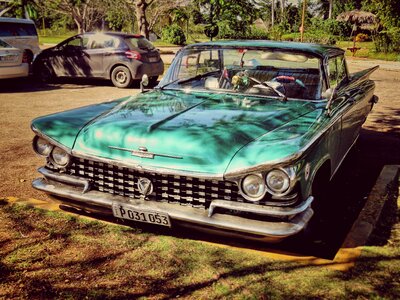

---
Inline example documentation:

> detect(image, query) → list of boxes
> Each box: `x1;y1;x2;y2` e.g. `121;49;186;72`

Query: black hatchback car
33;32;164;88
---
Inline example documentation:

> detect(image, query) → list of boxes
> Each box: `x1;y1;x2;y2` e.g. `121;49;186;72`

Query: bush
308;18;352;40
162;24;186;45
217;22;269;40
373;27;400;53
282;32;337;45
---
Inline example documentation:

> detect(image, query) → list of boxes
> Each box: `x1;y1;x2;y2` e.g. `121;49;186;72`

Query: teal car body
32;40;378;241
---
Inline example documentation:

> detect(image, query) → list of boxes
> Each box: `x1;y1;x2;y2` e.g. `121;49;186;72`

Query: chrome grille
66;158;252;208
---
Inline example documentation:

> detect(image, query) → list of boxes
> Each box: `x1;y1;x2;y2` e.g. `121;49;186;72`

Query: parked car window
0;22;37;37
65;36;89;49
125;37;155;50
89;35;117;49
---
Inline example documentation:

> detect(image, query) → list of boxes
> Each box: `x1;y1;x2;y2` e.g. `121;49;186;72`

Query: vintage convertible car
31;40;378;241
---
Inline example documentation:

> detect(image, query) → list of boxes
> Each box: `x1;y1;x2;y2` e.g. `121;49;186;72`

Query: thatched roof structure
336;10;377;26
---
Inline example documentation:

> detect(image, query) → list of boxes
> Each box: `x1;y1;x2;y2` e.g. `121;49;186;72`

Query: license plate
112;203;171;227
149;57;158;62
0;55;16;62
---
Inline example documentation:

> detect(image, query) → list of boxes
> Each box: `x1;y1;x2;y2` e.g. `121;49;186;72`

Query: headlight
33;136;53;156
266;169;290;195
241;174;266;201
51;147;71;167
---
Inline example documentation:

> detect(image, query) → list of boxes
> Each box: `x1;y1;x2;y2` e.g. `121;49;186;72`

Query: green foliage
314;0;361;19
217;23;268;40
308;18;352;39
372;27;400;53
362;0;400;28
282;32;337;45
194;0;259;36
361;1;400;54
162;24;186;45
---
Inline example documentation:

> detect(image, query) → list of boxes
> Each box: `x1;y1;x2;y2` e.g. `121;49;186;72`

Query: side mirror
321;88;334;99
140;74;149;92
324;88;337;117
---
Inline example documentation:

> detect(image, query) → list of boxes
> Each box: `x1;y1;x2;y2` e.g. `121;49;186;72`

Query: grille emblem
137;177;153;196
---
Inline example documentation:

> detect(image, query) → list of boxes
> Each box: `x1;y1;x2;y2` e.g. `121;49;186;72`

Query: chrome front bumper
32;167;314;240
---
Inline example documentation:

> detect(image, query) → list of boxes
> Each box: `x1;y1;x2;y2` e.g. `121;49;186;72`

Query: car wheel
34;62;54;83
303;164;331;240
111;66;133;88
149;76;159;86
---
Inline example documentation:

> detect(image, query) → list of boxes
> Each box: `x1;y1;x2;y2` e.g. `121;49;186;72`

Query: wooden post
300;0;307;42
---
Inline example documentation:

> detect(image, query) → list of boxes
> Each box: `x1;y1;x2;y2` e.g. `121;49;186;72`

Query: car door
56;35;90;77
85;34;118;78
327;55;369;162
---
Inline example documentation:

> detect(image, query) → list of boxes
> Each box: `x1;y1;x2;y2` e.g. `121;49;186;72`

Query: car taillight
125;50;142;61
22;51;29;63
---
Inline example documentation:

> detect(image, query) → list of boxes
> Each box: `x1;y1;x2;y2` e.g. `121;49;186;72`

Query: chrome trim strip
38;167;91;193
330;134;359;180
32;178;314;238
207;196;313;218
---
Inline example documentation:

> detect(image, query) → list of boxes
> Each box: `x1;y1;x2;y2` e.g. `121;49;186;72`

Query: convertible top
185;40;345;59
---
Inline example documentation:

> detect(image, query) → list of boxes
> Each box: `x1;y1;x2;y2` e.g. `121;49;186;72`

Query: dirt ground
0;58;398;200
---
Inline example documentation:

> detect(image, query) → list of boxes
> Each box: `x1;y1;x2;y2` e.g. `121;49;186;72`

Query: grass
0;180;399;299
39;33;76;45
336;41;400;61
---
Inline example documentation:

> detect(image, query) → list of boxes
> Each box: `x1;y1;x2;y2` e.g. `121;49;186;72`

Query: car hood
70;90;317;175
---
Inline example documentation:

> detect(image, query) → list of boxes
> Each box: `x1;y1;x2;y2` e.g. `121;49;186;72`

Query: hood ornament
108;145;182;160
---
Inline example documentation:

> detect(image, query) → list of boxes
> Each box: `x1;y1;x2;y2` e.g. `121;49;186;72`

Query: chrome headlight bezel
33;136;53;157
239;173;267;202
265;168;292;196
50;146;71;168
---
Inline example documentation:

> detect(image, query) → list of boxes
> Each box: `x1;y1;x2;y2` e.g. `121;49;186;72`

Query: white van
0;17;40;63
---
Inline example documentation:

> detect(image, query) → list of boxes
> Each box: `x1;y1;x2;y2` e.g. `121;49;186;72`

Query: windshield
159;47;323;100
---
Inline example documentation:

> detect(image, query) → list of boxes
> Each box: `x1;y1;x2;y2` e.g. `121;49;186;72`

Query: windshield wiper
249;77;287;101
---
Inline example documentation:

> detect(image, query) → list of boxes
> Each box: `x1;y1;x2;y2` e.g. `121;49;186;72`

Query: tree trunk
279;0;285;24
135;0;150;38
271;0;274;27
328;0;333;19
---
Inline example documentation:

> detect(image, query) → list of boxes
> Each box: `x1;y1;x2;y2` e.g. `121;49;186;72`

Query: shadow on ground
55;127;400;261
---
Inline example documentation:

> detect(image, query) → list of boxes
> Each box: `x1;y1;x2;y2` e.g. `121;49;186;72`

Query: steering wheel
271;75;306;89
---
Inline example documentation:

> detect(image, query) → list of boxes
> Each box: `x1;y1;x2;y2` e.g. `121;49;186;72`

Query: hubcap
116;71;127;84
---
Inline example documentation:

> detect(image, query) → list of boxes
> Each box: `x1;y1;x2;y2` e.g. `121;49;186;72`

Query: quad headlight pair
33;136;71;168
240;169;292;201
